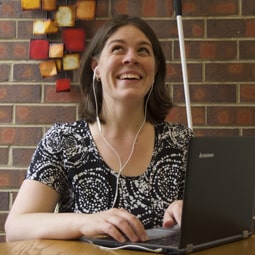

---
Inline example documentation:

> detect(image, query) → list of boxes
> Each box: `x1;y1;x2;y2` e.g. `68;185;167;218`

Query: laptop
81;136;255;254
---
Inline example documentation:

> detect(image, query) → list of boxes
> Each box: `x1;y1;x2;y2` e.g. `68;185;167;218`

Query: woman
5;15;192;243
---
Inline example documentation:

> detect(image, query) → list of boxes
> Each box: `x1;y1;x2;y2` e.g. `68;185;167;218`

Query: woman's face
94;25;157;105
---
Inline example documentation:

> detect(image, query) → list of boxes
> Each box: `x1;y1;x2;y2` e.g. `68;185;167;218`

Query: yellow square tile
21;0;41;10
56;5;76;27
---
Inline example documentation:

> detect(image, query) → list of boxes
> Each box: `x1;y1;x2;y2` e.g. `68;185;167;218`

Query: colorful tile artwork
21;0;96;92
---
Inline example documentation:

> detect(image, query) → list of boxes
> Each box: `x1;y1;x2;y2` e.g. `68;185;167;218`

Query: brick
175;41;237;60
17;20;34;39
44;85;81;103
12;42;29;60
194;129;240;137
173;84;237;103
0;170;26;188
0;0;20;18
166;63;202;83
0;213;8;234
208;19;255;38
0;106;13;123
95;0;109;17
242;0;255;15
148;19;204;39
0;127;42;146
239;41;255;59
12;148;35;167
0;85;41;103
0;148;8;165
183;0;238;16
113;0;173;17
243;129;255;136
148;20;178;39
0;192;9;211
205;63;255;82
13;64;42;82
207;107;255;126
0;20;16;39
112;0;128;14
183;20;205;38
161;41;173;61
0;64;10;82
240;85;255;102
16;105;77;124
166;106;205;126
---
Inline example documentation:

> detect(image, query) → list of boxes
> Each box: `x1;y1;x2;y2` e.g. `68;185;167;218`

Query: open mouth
118;74;142;80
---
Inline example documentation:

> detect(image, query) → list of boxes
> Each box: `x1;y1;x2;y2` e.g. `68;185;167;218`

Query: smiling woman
79;15;172;124
5;15;193;243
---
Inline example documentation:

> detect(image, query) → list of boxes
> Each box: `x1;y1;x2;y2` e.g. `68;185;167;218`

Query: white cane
174;0;193;130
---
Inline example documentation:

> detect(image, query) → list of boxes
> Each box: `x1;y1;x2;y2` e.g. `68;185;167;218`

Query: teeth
119;74;141;80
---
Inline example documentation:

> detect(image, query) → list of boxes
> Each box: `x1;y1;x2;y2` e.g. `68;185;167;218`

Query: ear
91;59;99;73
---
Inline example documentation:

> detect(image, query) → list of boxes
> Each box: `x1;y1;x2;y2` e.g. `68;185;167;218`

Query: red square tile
29;39;49;60
62;28;85;52
56;78;71;92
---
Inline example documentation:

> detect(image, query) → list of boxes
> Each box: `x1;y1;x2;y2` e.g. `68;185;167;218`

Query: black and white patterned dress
26;120;192;229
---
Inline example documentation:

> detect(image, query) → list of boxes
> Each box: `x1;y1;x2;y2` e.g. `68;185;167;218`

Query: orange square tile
76;0;96;20
39;60;58;77
44;19;59;34
49;43;64;58
55;59;63;72
42;0;57;11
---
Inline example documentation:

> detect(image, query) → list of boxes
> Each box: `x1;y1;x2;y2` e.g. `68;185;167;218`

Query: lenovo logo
199;153;215;158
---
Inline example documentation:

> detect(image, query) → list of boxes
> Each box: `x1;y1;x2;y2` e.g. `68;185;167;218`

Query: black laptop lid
180;136;255;250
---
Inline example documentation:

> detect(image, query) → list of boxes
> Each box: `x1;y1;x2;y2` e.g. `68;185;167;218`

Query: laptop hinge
186;244;194;253
242;230;249;239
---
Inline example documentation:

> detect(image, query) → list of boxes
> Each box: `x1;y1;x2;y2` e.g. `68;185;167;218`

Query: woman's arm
5;180;147;242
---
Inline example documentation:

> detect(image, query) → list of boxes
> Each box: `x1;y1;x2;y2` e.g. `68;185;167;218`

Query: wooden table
0;236;254;255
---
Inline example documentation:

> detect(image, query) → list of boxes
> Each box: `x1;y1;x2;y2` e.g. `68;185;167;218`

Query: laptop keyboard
144;226;180;246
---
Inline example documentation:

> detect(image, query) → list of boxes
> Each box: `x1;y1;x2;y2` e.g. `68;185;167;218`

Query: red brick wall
1;0;255;241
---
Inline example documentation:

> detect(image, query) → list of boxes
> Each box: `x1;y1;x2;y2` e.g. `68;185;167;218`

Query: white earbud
92;66;102;132
93;66;99;81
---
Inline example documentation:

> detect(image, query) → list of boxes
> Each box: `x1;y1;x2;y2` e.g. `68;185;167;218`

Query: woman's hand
81;208;148;243
162;200;183;228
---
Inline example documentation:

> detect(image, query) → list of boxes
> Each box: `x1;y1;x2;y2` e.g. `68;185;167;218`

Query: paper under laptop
81;136;255;254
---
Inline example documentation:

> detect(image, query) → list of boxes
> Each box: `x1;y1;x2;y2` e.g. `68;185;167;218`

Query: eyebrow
107;39;153;48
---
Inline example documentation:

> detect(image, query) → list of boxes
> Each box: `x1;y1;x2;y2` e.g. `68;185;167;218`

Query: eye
138;47;152;56
111;45;125;54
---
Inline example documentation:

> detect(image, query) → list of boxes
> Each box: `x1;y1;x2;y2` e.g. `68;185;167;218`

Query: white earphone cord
93;68;153;208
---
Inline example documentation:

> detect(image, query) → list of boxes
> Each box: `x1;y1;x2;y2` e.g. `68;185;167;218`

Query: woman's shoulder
155;122;193;149
46;120;88;136
38;120;89;153
39;120;89;150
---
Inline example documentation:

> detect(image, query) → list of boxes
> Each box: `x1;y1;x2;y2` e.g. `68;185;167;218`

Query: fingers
87;208;148;243
163;200;183;228
104;208;147;242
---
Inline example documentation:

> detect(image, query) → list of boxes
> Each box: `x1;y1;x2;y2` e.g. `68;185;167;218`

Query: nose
122;49;139;65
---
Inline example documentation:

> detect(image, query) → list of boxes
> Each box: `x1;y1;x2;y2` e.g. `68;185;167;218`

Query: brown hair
79;15;173;124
